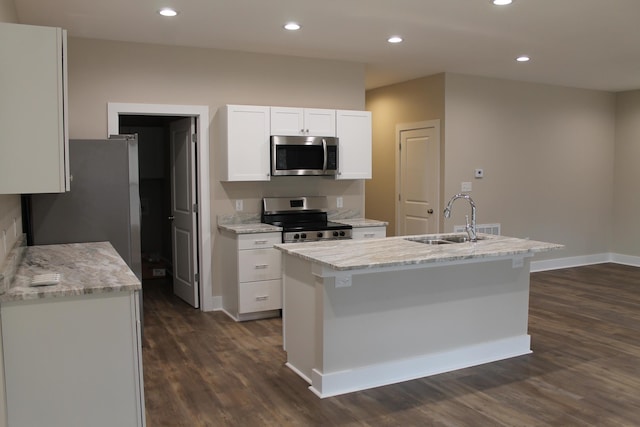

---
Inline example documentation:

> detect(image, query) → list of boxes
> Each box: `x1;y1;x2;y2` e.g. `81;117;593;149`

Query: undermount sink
405;235;483;245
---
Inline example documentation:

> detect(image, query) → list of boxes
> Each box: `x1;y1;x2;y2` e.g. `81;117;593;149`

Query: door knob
168;216;175;220
427;209;434;214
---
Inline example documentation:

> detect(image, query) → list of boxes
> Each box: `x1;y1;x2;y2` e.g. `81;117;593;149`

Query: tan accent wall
0;0;16;23
66;37;366;297
367;72;617;259
365;73;445;236
613;90;640;256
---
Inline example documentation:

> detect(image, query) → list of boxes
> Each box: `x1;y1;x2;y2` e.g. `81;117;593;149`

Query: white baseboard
307;335;531;398
531;252;640;272
610;253;640;267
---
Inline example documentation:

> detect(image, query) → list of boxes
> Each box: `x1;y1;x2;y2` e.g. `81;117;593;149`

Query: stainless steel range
261;196;352;243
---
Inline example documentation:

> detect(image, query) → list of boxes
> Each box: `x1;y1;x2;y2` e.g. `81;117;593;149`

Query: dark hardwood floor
141;263;640;426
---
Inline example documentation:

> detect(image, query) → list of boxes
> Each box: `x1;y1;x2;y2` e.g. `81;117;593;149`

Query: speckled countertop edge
274;233;564;271
1;241;141;303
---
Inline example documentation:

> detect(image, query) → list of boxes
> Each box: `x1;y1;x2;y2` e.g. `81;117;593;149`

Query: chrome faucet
443;193;477;242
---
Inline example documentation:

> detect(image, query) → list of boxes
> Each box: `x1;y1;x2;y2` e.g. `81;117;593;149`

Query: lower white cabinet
1;291;145;427
351;226;387;240
221;231;282;321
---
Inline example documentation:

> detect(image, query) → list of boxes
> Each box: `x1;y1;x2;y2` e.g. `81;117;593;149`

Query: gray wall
613;90;640;257
66;36;367;298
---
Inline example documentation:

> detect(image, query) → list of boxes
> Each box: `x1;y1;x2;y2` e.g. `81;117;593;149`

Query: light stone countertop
275;233;563;271
1;242;141;303
217;218;386;234
333;218;388;228
217;223;282;234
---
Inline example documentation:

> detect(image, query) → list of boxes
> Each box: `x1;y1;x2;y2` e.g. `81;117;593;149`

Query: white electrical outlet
461;182;472;192
337;197;343;208
235;200;243;211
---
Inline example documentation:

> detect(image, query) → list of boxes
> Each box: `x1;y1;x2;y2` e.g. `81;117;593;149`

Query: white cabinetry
351;226;387;240
220;231;282;321
336;110;372;180
1;292;145;427
218;105;271;181
271;107;336;136
0;23;69;194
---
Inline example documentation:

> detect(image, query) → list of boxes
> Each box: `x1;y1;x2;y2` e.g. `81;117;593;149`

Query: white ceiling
13;0;640;91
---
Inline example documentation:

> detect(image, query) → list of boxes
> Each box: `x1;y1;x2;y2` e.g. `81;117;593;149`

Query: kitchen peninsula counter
276;233;562;398
0;241;145;426
1;241;140;302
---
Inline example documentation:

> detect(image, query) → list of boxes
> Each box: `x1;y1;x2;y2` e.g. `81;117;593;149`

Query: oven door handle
322;138;328;172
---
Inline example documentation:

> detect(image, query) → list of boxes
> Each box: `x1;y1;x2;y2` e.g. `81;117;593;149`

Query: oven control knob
300;233;306;239
340;231;345;237
294;234;300;239
317;232;323;238
333;231;339;237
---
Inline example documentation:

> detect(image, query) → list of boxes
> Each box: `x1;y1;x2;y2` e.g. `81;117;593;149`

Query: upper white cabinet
0;23;69;194
336;110;372;180
271;107;336;137
218;104;271;181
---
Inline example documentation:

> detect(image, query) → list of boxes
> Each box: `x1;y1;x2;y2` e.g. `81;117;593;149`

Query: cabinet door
0;23;69;194
220;105;271;181
304;108;336;136
271;107;304;136
336;110;372;180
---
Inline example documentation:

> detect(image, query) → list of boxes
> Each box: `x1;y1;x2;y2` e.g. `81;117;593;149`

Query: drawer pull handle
254;240;268;244
364;233;375;238
254;264;269;269
255;295;269;301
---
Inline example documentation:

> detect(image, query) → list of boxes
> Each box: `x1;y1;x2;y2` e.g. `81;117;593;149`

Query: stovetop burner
261;196;352;243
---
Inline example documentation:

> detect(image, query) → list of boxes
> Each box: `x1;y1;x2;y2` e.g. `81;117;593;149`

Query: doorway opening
108;103;212;311
119;115;180;299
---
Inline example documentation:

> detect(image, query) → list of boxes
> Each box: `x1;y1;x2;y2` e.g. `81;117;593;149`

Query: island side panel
314;258;532;397
282;254;317;383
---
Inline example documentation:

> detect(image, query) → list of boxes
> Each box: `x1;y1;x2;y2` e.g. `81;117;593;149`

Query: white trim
107;102;213;312
530;252;640;272
307;335;531;398
395;120;441;236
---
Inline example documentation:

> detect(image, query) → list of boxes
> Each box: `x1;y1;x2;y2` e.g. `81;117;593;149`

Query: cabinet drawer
239;279;282;313
238;249;281;282
237;232;281;250
352;226;387;240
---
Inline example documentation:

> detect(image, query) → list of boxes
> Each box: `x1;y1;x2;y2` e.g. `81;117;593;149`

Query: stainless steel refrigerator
29;135;142;281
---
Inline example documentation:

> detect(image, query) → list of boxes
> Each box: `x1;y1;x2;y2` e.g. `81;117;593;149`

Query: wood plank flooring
141;263;640;426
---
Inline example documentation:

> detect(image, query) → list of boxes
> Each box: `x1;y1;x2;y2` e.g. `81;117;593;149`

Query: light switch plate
337;197;343;208
461;182;472;192
235;200;243;211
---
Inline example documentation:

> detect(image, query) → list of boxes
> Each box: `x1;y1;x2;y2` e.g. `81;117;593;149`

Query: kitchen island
275;233;562;398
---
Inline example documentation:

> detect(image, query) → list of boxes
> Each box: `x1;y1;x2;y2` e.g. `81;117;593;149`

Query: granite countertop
218;223;282;234
332;218;389;228
1;242;141;303
217;218;387;234
274;233;563;271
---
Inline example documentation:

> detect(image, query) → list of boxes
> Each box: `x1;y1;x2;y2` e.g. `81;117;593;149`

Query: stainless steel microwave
271;135;339;176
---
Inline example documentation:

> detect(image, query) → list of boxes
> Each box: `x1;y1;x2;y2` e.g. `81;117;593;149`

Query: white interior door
170;117;199;308
398;127;440;235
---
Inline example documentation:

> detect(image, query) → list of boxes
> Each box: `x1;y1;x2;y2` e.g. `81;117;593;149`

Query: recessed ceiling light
158;8;178;17
516;55;531;62
388;36;403;44
492;0;513;5
284;22;301;31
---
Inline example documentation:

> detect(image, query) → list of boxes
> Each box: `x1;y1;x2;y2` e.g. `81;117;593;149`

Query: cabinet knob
427;209;434;214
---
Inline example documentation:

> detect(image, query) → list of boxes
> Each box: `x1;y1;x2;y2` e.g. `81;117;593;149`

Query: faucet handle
464;214;470;229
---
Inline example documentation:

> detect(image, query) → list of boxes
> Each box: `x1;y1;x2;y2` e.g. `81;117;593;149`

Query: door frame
395;120;441;236
108;102;213;312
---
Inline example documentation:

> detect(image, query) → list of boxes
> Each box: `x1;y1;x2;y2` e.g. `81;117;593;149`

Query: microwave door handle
322;138;328;172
